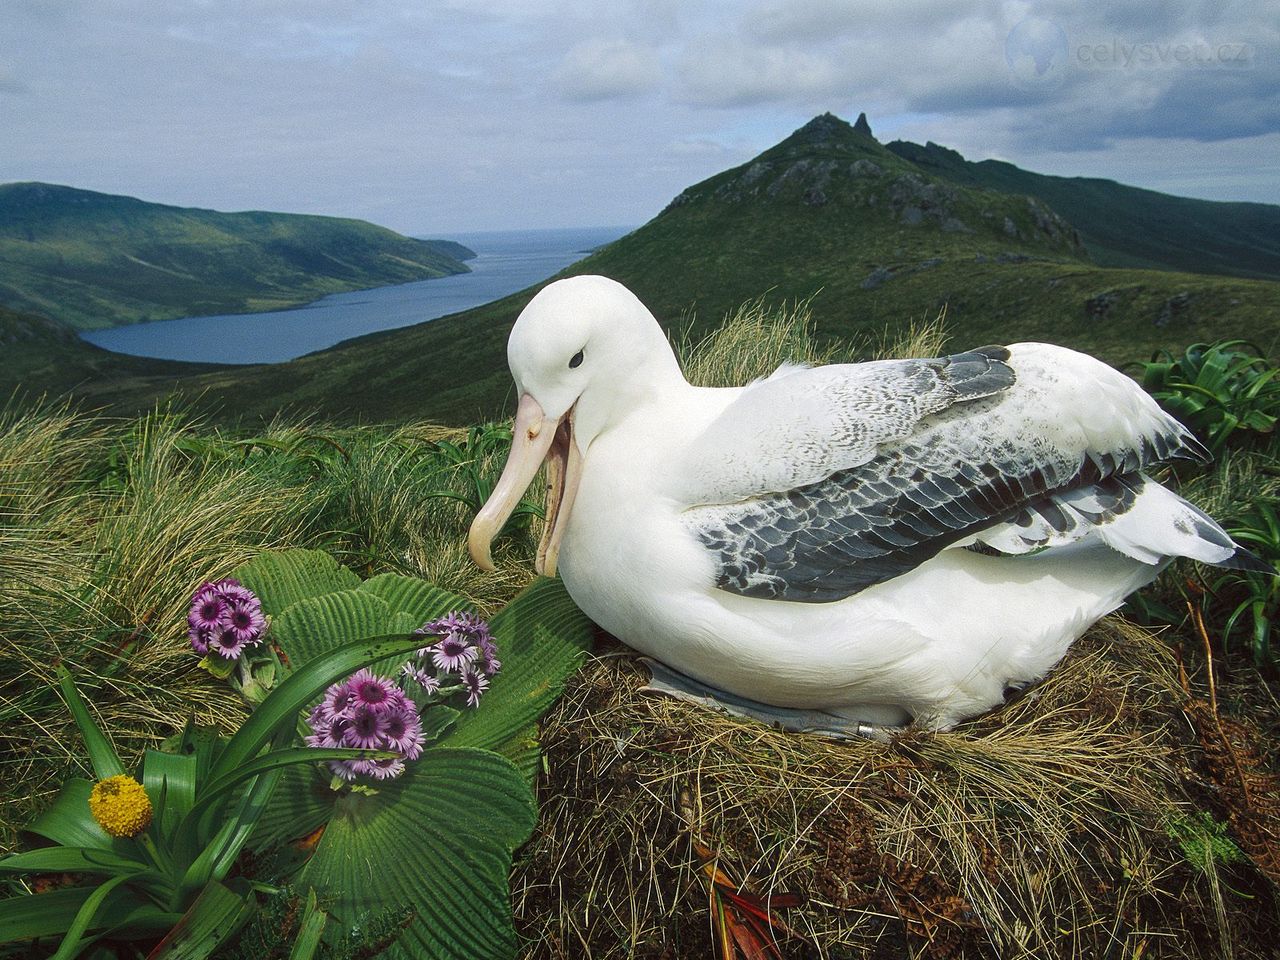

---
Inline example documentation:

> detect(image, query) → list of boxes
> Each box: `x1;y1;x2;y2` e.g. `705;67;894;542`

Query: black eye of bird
569;349;584;369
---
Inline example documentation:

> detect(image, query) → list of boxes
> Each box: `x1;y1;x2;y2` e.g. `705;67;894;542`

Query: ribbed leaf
232;549;359;619
244;765;333;853
299;748;535;960
269;589;397;675
449;578;593;761
359;573;471;624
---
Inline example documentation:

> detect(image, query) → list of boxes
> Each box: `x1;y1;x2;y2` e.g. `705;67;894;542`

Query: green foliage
229;549;593;960
225;887;408;960
1;543;592;960
1210;500;1280;669
420;424;542;548
1126;341;1280;671
0;404;547;854
1139;340;1280;454
0;639;419;959
1165;811;1247;873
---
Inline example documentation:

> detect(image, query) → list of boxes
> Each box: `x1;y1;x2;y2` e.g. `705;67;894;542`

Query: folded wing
676;342;1255;603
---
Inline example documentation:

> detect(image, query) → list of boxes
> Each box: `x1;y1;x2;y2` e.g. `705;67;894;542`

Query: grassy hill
0;304;221;403
0;182;475;329
886;139;1280;281
11;113;1280;426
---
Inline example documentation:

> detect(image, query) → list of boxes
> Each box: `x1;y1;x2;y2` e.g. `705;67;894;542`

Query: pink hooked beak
468;393;582;577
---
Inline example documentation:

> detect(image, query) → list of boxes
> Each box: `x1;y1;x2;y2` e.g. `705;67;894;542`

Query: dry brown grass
513;620;1279;959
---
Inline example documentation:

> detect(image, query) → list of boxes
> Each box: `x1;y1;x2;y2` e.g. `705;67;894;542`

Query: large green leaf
299;748;536;960
244;765;333;854
358;573;471;624
449;579;593;767
142;749;198;843
232;549;359;619
269;589;398;675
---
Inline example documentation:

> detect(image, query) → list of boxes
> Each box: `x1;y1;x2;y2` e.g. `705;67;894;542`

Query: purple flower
363;756;405;780
415;610;482;637
476;636;502;677
382;704;425;760
189;579;265;658
305;667;428;783
208;627;247;660
188;594;230;632
430;635;478;673
402;663;440;695
188;625;212;655
328;759;360;781
211;578;256;604
224;599;265;646
323;680;357;720
346;704;386;749
349;668;397;708
460;666;489;708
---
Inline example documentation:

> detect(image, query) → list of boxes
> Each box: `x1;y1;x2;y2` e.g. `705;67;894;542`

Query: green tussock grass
0;400;536;847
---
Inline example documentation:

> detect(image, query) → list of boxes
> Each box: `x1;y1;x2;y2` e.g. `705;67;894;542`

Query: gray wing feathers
682;345;1214;603
675;346;1016;505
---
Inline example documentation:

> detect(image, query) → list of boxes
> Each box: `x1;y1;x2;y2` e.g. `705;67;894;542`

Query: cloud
0;0;1275;234
551;38;662;101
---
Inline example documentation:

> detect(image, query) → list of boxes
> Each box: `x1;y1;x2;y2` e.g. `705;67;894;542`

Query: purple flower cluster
188;579;266;660
402;611;500;708
306;668;424;781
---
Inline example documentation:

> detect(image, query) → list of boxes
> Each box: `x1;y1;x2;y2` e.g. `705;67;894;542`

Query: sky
1;0;1277;234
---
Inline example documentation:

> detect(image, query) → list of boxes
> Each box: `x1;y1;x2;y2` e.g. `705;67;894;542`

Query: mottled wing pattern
672;347;1017;505
681;347;1206;603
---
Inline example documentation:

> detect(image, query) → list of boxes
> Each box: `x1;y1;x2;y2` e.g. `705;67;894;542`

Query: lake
80;226;631;365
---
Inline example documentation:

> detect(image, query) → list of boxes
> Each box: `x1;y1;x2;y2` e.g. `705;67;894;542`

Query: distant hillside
886;140;1280;281
17;113;1280;426
0;183;475;330
0;303;220;403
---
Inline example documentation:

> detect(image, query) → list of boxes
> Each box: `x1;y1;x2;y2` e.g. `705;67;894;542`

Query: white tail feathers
1097;476;1236;567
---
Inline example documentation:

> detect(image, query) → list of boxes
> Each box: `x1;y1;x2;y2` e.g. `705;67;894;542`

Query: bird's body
470;276;1266;730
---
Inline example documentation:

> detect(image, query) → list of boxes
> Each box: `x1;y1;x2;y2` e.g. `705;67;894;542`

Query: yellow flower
88;775;153;838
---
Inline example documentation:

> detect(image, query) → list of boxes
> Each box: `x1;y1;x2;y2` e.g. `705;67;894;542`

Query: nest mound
513;619;1280;959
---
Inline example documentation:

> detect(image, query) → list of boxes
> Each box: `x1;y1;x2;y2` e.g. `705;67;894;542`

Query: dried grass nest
512;619;1280;959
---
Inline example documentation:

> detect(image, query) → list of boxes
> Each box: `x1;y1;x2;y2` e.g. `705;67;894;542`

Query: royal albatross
469;275;1269;733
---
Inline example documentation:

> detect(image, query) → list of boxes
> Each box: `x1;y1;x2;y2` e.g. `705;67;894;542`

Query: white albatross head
468;275;683;576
